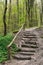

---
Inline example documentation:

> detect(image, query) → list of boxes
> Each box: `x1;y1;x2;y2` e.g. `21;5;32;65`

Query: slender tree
8;0;11;31
41;0;43;24
25;0;28;27
17;0;19;24
35;4;37;24
3;0;7;36
27;0;35;27
8;0;11;23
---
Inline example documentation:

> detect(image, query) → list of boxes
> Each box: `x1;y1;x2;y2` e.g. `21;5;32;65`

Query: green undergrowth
11;44;21;55
0;33;20;63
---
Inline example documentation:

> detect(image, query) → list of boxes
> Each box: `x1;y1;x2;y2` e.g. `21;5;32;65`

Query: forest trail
1;27;43;65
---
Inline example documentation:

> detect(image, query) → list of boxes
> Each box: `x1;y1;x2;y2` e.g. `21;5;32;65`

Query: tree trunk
8;0;11;32
8;0;11;23
28;0;30;27
3;0;7;36
41;0;43;25
17;0;19;24
25;1;27;28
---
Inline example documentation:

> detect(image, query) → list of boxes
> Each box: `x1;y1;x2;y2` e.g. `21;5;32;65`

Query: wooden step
20;50;36;52
25;41;38;45
21;44;37;47
23;31;30;33
22;38;37;41
19;52;35;56
24;33;36;36
22;45;38;48
21;38;37;41
21;48;36;51
13;54;31;60
22;38;29;40
23;36;37;38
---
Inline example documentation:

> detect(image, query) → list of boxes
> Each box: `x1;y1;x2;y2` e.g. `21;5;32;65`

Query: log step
13;54;31;60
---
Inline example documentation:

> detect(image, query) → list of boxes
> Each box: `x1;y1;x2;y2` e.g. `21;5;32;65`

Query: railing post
7;47;11;60
2;62;5;65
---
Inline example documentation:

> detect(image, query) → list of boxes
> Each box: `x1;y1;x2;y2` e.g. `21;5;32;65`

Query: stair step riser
25;42;37;45
23;37;36;38
22;38;37;41
25;43;37;45
24;33;36;35
22;45;38;48
19;53;34;56
20;50;36;52
23;36;36;38
13;56;31;60
22;44;37;46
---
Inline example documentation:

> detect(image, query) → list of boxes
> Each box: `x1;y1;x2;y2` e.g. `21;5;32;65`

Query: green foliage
0;33;19;63
11;44;21;56
0;0;43;34
11;44;21;52
0;33;13;46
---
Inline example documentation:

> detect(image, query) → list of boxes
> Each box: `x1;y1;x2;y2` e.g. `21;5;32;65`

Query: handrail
7;23;25;48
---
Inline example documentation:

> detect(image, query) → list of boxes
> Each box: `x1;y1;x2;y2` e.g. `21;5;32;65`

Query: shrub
0;33;13;63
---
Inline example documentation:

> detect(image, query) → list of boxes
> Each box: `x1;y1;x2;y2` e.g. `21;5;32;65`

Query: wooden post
2;61;5;65
7;47;11;60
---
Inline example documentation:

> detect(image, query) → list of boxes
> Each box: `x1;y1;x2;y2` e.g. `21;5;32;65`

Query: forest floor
0;27;43;65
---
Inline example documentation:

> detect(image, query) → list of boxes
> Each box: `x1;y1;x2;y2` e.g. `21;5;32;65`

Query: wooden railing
7;23;25;59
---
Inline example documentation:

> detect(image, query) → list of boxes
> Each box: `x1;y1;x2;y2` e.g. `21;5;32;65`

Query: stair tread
13;54;31;58
21;45;38;48
21;38;37;41
25;41;38;45
23;36;36;38
20;50;36;52
21;48;36;51
22;38;37;41
22;38;31;40
19;52;35;55
23;32;33;34
13;56;31;60
21;44;37;46
23;33;36;35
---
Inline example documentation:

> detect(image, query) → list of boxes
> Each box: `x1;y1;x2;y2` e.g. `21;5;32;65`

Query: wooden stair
12;31;39;60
